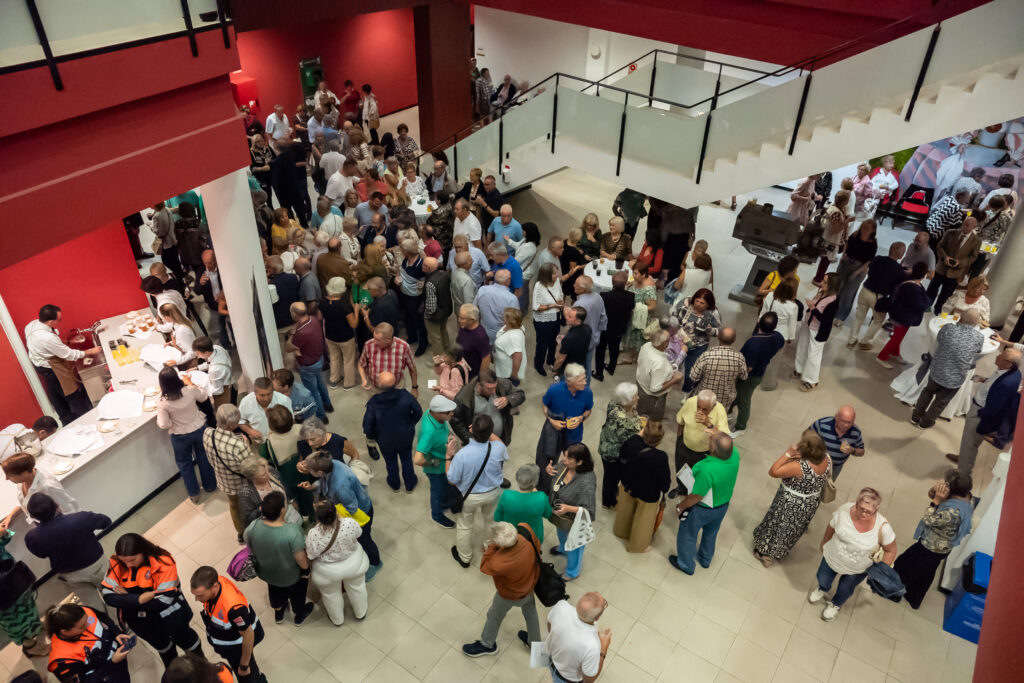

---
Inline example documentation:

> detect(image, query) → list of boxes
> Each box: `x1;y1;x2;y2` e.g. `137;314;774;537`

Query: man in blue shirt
353;192;389;230
302;454;383;580
474;270;519;343
488;243;523;295
310;196;344;230
448;414;509;567
809;406;865;478
272;368;317;422
487;205;522;252
536;365;594;492
731;312;785;438
448;234;490;287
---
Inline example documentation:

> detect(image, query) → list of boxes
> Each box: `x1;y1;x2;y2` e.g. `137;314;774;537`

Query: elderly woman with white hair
599;216;633;262
237;455;302;527
597;383;644;508
296;416;358;465
321;276;358;389
809;487;897;622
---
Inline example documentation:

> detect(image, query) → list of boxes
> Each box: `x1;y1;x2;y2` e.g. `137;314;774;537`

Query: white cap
429;395;458;413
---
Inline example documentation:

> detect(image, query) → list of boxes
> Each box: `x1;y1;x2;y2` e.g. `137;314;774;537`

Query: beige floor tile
841;620;896;672
829;650;887;683
389;624;450;679
418;593;484;646
713;556;768;602
423;647;486;683
680;618;738;668
738;604;794;657
303;665;342;683
602;570;656;618
714;671;746;683
321;631;386;683
261;640;326;681
660;646;720;683
795;599;851;648
773;660;826;683
698;585;753;633
721;636;779;683
638;592;693;644
592;603;636;655
387;574;446;621
617;621;676;678
289;617;352;663
351;600;416;655
600;651;657;683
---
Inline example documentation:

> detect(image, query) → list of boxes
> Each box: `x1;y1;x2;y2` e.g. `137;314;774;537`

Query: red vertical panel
414;1;473;150
0;330;41;426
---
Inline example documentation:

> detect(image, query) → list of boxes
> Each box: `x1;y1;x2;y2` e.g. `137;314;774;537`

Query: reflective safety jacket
102;554;192;630
200;576;262;649
48;606;123;682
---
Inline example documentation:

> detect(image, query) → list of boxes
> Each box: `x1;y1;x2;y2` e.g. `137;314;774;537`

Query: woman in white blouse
399;162;426;200
532;263;564;376
1;452;79;525
155;367;216;503
306;500;369;626
158;303;196;367
341;190;360;219
494;308;527;385
809;487;897;622
944;275;991;327
760;278;801;391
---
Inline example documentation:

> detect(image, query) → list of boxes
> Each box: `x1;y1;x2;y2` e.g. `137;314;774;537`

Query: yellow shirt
764;270;800;291
676;397;729;452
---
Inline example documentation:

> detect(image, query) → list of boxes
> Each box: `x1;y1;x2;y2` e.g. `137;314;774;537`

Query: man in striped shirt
358;323;419;396
925;189;968;253
809;406;865;479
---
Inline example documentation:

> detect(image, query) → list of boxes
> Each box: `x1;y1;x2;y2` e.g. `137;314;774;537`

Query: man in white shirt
319;139;346;180
25;305;103;425
453;199;483;248
325;159;358;207
307;107;326;142
265;104;290;148
635;330;684;421
238;377;292;443
545;593;611;683
192;336;233;407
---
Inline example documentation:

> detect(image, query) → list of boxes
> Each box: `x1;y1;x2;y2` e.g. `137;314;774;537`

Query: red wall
0;223;149;347
235;9;418;117
0;329;39;427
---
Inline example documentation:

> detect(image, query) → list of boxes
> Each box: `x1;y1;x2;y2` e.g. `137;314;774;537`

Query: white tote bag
563;507;596;551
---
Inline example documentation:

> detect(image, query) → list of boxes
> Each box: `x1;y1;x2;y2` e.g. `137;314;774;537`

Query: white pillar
0;293;56;418
199;168;282;384
986;210;1024;328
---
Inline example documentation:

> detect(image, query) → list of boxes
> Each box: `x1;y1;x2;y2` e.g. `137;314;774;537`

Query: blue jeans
298;358;331;419
426;472;449;521
383;446;418;492
555;527;585;579
170;426;217;497
816;557;866;607
682;345;707;393
673;502;729;573
549;661;576;683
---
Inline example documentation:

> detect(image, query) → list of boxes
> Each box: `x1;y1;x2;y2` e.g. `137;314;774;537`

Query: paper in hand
530;641;551;668
676;464;695;489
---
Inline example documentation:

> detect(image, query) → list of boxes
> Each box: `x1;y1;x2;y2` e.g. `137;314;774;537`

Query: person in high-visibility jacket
161;652;233;683
190;566;266;682
102;533;203;668
45;603;132;683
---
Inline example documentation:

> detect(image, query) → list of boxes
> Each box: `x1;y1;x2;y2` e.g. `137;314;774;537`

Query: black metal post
648;62;657;107
905;25;941;122
180;0;199;57
788;61;814;156
551;75;559;154
616;94;628;176
695;68;722;185
499;106;505;162
453;140;459;180
24;0;62;91
216;0;231;48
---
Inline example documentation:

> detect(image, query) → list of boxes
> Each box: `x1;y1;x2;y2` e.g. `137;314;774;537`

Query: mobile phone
122;635;137;651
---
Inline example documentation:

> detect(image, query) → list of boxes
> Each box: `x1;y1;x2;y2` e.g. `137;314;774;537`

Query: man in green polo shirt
669;430;739;575
414;395;459;528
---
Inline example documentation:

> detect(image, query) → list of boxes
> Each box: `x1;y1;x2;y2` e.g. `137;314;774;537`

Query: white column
199;168;282;384
986;210;1024;328
0;293;55;418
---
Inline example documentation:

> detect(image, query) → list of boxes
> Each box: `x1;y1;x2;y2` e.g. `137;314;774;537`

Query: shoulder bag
0;557;36;609
870;522;891;564
516;524;567;607
821;456;837;503
207;429;247;479
548;468;575;533
447;443;491;514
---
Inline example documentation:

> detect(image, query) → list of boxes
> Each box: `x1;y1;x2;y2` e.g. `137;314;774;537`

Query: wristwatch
412;385;419;389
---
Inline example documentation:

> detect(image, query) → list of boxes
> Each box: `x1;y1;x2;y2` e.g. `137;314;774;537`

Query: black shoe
451;545;470;568
550;546;563;556
994;153;1010;167
274;607;286;624
322;416;330;424
606;365;615;376
518;630;530;648
535;366;547;377
501;477;512;489
667;488;680;499
294;602;315;625
462;640;497;657
415;346;429;357
325;404;335;413
593;373;604;382
136;251;155;259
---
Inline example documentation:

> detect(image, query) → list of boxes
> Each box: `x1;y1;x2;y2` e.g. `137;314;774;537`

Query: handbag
631;301;649;330
563;507;596;551
821;456;837;503
652;496;667;536
349;459;373;487
447;443;491;514
0;557;36;609
916;352;933;384
870;523;890;564
365;439;382;461
544;287;565;326
549;468;575;533
227;547;257;582
369;115;380;130
151;236;164;255
517;525;567;607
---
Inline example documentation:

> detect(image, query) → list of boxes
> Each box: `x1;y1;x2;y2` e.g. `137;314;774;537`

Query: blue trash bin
943;552;991;644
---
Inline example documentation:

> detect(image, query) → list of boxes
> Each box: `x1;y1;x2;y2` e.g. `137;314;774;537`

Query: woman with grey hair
809;487;897;622
494;464;552;542
296;416;358;464
597;383;643;508
237;455;302;527
398;236;429;355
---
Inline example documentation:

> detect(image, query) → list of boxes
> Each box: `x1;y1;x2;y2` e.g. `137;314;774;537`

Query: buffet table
0;309;180;577
582;259;633;293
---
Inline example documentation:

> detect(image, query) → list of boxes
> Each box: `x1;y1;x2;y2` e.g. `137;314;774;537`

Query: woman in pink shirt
155;367;216;502
431;345;471;400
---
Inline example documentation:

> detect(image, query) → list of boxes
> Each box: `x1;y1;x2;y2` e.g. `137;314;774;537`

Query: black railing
417;4;951;183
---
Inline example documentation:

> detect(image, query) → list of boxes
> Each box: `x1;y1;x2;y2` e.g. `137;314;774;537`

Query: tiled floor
3;169;995;682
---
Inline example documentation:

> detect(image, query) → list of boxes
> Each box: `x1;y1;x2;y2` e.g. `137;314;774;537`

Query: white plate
97;420;119;433
144;386;160;397
52;460;74;475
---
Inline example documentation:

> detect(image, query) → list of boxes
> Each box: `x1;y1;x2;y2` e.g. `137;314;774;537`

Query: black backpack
517;525;567;607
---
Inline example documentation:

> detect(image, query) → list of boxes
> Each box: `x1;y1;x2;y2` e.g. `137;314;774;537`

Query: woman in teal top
495;464;552;542
414;397;458;528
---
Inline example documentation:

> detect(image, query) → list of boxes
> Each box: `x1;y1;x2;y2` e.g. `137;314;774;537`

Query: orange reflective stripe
106;555;181;593
48;607;104;671
216;663;234;682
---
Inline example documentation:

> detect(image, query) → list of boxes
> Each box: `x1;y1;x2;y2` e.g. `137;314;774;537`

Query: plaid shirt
925;195;964;238
202;427;249;495
689;346;748;408
359;337;414;386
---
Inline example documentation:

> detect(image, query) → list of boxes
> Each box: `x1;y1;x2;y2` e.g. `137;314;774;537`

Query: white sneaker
808;588;827;604
730;429;746;439
821;602;840;622
875;357;893;370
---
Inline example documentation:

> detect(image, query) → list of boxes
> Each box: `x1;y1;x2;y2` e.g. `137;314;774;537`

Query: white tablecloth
583;260;632;293
890;321;998;418
411;200;437;225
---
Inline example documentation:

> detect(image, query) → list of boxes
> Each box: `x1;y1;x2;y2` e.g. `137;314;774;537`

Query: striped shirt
359;337;414;387
809;417;864;470
925;195;964;238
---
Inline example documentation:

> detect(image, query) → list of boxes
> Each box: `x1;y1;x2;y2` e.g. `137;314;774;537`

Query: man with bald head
423;256;453;352
475;270;519;343
361;276;400;330
545;592;612;683
294;257;320;304
809;405;865;479
486;204;522;252
359;323;418;395
689;327;747;409
674;389;730;489
316;237;352;291
913;308;984;429
950;347;1023;475
287;301;333;420
670;430;739;575
450;251;477;312
363;371;423;492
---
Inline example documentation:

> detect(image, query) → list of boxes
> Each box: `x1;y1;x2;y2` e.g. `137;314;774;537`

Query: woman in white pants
795;273;839;392
305;500;369;626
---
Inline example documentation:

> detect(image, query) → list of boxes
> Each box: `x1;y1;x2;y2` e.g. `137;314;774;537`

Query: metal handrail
580;48;774;94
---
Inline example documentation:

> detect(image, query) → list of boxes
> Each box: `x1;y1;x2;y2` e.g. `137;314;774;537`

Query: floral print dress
752;460;827;560
597;402;644;462
623;284;657;352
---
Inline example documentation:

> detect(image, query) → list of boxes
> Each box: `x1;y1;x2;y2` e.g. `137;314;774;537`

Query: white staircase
431;0;1024;206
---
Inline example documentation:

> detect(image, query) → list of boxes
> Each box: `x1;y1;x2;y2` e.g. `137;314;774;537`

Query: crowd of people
5;106;1022;683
